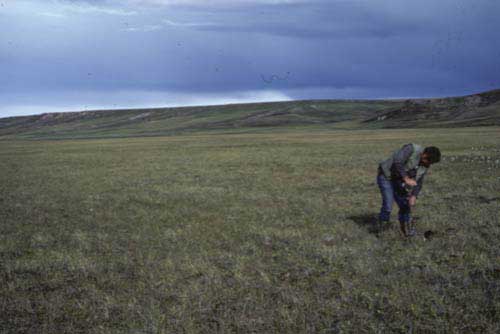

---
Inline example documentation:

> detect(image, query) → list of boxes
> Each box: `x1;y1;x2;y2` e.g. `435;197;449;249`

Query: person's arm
411;174;425;197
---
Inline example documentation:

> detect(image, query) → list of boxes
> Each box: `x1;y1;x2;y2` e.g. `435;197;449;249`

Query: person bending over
377;143;441;236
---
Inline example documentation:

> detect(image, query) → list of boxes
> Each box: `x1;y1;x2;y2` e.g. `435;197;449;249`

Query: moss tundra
1;126;499;333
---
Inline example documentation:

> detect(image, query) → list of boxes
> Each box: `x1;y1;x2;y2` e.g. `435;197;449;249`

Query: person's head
420;146;441;167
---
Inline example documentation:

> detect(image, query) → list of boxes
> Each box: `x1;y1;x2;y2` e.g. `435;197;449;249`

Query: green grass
1;127;500;333
3;89;500;141
1;100;405;140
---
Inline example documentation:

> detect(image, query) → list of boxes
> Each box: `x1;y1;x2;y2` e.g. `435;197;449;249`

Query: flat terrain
1;127;499;333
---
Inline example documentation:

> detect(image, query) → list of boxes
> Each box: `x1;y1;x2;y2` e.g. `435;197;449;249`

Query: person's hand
408;195;417;207
403;177;417;187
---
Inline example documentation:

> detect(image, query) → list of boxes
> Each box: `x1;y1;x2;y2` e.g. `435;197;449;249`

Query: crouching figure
376;143;441;236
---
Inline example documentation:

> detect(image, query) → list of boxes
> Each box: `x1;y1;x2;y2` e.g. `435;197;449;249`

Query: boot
407;218;417;237
407;223;416;237
399;221;407;236
400;220;416;237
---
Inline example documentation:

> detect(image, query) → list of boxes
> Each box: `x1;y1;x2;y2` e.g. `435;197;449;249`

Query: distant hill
1;89;499;139
364;89;500;128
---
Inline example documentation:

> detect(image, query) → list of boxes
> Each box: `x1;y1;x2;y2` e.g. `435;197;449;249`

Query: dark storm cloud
1;0;500;117
192;2;427;40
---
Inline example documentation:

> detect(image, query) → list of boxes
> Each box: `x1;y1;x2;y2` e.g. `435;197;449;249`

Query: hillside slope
1;89;499;139
364;89;500;128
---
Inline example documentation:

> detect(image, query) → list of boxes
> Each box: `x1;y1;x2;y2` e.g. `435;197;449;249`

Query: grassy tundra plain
1;125;499;333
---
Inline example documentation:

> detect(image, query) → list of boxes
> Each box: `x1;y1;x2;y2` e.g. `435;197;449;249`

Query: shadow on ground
348;214;380;234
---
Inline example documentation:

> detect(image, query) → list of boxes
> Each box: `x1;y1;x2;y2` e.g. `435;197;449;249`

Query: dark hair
424;146;441;163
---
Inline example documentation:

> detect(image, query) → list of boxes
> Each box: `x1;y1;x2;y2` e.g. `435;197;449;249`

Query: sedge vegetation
1;126;499;333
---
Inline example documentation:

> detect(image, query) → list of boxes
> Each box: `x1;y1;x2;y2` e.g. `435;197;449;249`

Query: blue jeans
377;173;411;223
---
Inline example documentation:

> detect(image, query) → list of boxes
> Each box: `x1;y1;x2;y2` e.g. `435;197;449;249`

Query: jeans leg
377;173;393;222
392;186;411;223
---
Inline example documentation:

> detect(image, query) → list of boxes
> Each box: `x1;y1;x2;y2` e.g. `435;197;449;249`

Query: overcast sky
1;0;499;117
